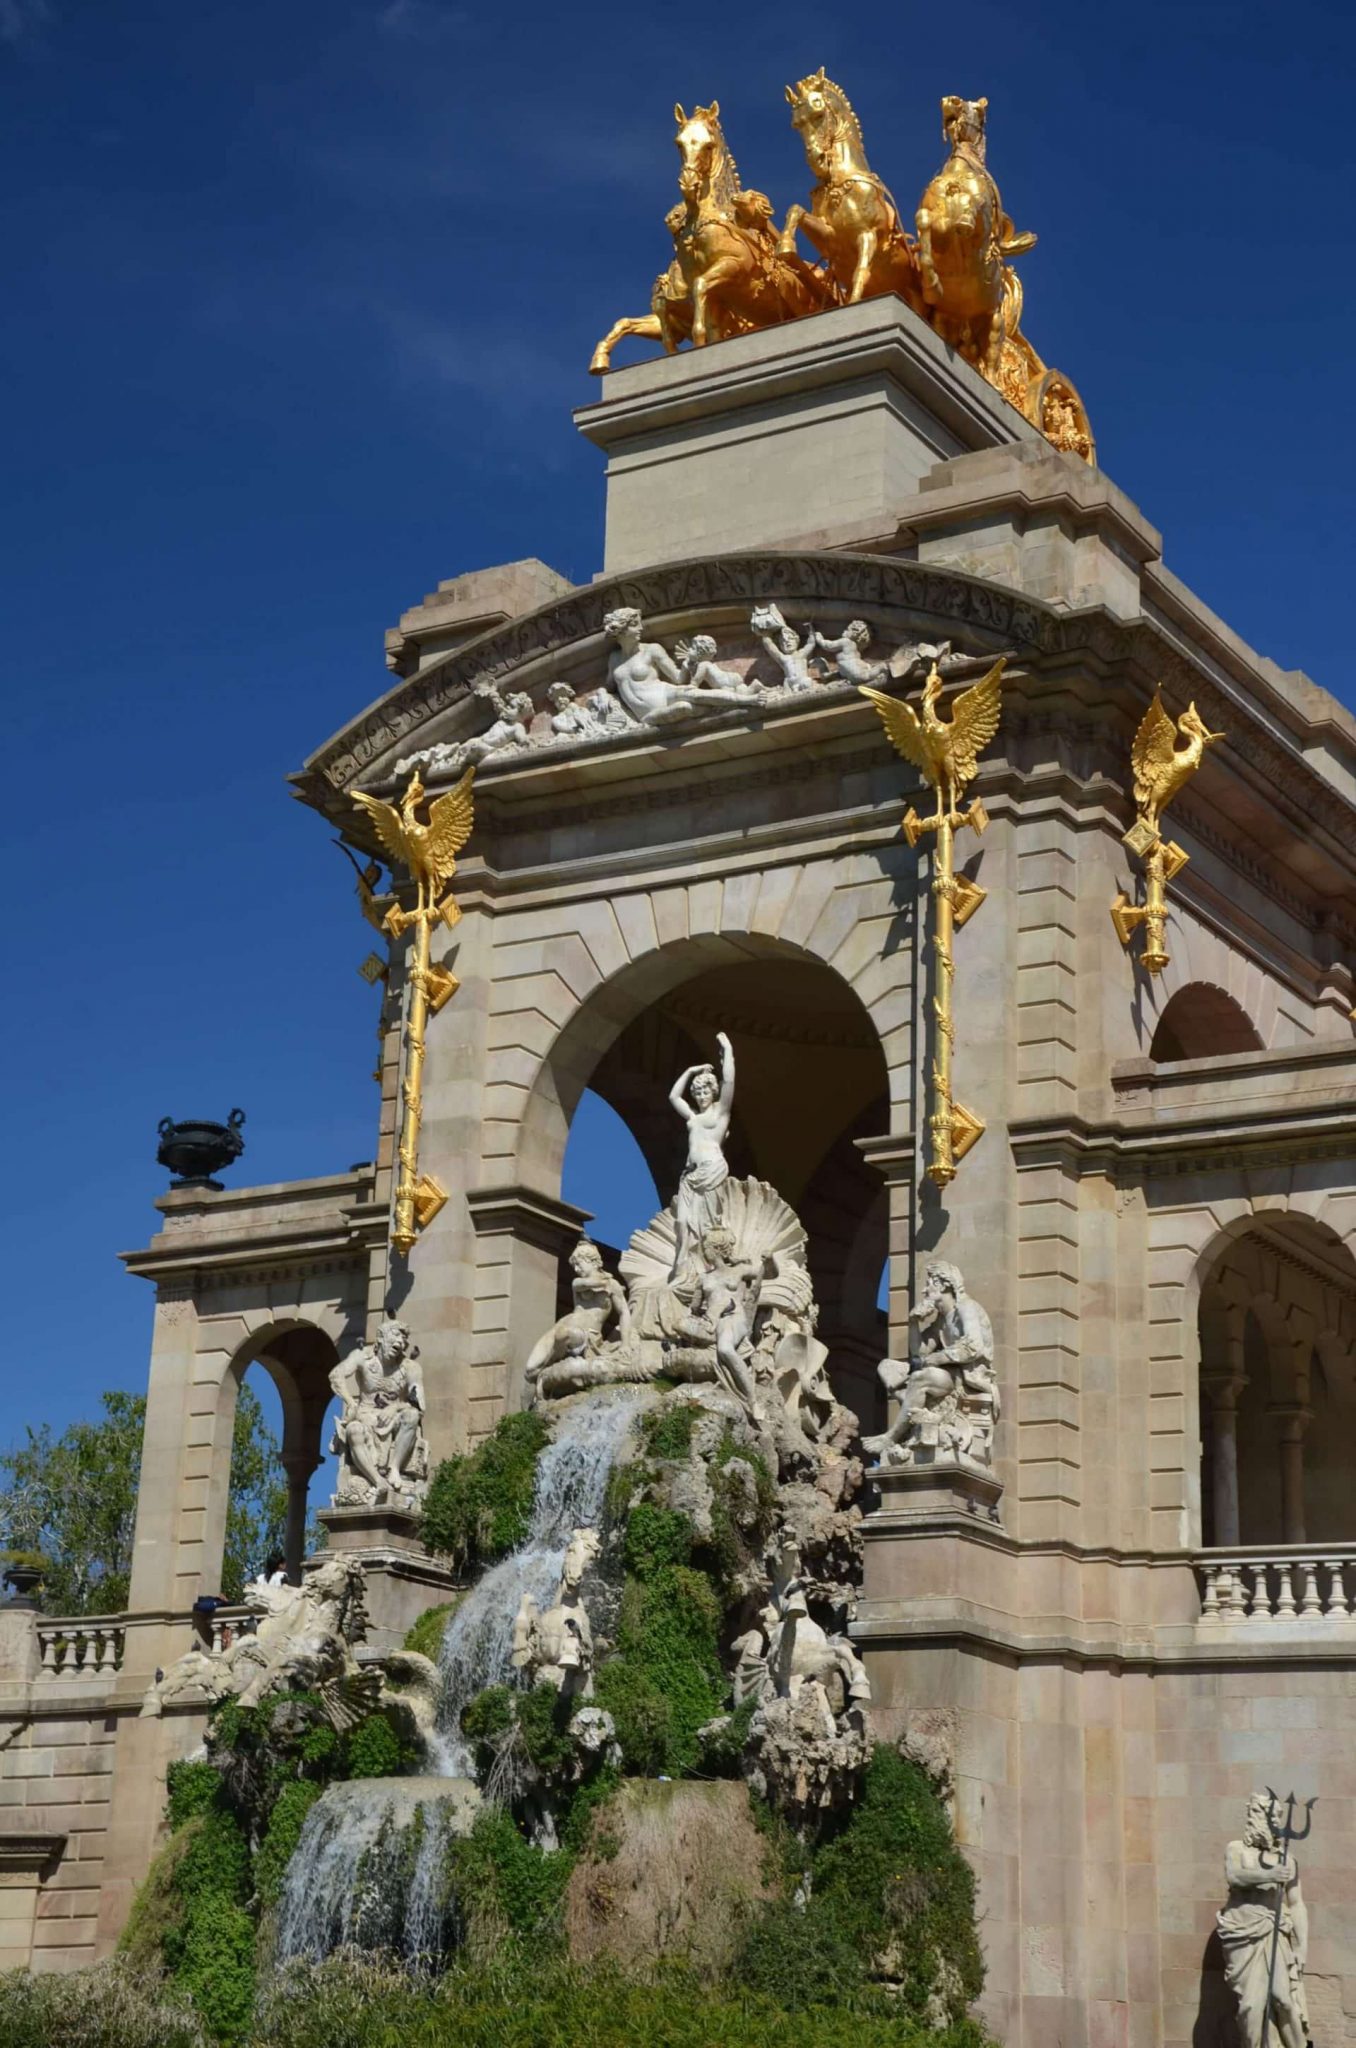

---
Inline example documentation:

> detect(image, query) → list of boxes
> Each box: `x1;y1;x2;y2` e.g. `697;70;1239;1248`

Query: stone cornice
1008;1094;1356;1180
0;1832;65;1875
466;1185;594;1256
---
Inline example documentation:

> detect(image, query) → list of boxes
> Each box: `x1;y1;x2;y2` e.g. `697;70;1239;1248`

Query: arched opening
563;1091;661;1261
1197;1216;1356;1547
206;1322;341;1597
1150;983;1262;1062
529;939;893;1429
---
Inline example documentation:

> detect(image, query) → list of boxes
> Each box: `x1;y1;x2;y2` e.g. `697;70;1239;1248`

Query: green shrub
640;1402;699;1461
0;1960;208;2048
447;1806;573;1945
162;1805;254;2042
421;1410;550;1571
623;1502;692;1579
403;1599;458;1661
166;1759;222;1829
594;1566;725;1776
254;1778;323;1907
344;1711;410;1780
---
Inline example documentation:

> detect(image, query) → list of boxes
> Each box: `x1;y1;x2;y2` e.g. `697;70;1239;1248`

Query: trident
1258;1787;1316;2048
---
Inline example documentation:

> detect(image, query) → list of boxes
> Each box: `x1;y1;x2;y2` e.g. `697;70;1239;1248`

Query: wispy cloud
0;0;50;47
382;307;576;417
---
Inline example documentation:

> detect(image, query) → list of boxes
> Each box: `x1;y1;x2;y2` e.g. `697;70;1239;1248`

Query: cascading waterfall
275;1389;646;1964
433;1390;647;1772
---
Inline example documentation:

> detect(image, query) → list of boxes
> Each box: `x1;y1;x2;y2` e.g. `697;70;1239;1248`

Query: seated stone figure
525;1237;641;1400
512;1528;602;1696
863;1260;998;1469
330;1317;429;1510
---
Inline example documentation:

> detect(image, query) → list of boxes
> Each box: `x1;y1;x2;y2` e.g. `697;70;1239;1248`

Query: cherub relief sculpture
1218;1792;1312;2048
330;1317;430;1511
546;680;633;742
676;633;753;694
524;1238;641;1401
863;1260;998;1469
396;677;534;780
814;618;890;687
512;1528;602;1696
142;1555;372;1719
751;604;821;692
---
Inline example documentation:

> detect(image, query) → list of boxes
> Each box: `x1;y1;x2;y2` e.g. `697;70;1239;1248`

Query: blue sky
2;0;1353;1485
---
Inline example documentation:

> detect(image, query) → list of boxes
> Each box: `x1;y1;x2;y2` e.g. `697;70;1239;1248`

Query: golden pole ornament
861;658;1005;1187
1111;693;1224;977
349;767;476;1256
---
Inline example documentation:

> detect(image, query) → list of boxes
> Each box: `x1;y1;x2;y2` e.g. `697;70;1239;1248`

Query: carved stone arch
204;1317;342;1593
1149;982;1263;1062
1144;922;1278;1053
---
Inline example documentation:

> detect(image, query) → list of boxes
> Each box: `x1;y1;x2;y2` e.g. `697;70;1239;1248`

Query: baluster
1224;1564;1249;1617
210;1617;225;1655
1274;1561;1298;1618
39;1630;59;1674
1243;1563;1266;1617
100;1628;122;1673
1323;1560;1350;1618
1299;1560;1323;1619
1200;1565;1222;1618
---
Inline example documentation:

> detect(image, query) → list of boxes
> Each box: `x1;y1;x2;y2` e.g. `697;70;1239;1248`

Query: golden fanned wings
860;657;1005;807
1130;693;1224;832
350;768;476;901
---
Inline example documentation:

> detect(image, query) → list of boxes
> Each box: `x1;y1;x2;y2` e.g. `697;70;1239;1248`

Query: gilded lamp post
1112;693;1224;976
861;659;1005;1187
350;767;476;1256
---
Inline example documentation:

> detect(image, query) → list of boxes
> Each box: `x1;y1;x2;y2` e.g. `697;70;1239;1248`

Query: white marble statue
751;604;821;692
814;618;890;687
524;1237;641;1401
546;680;633;741
330;1317;430;1510
679;1223;771;1416
736;1544;870;1715
142;1555;370;1718
887;637;1002;685
397;677;534;779
863;1261;999;1469
1218;1792;1312;2048
512;1528;602;1695
668;1033;734;1284
603;607;764;726
676;632;759;695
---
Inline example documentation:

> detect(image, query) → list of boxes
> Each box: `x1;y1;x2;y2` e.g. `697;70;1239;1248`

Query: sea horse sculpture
778;68;922;312
591;102;829;371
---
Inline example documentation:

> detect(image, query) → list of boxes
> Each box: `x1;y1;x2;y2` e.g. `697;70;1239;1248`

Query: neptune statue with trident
1218;1789;1315;2048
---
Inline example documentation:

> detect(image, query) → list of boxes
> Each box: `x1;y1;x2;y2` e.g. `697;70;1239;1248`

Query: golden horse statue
915;95;1033;383
778;68;922;311
591;103;829;373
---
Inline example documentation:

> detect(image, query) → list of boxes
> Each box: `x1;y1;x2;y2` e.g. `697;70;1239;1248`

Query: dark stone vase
2;1563;44;1607
156;1108;246;1190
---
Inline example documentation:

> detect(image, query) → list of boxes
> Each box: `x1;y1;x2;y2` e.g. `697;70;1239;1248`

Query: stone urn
2;1561;45;1607
156;1108;246;1190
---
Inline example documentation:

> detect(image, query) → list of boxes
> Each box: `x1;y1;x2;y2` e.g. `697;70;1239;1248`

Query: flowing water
433;1391;646;1772
275;1777;481;1964
275;1390;648;1964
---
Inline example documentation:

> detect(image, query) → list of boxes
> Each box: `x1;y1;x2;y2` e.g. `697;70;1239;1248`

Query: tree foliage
0;1382;292;1612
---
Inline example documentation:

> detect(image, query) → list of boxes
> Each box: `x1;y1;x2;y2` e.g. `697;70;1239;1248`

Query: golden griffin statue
861;659;1006;1186
590;102;830;374
350;768;476;1255
592;76;1095;462
1111;694;1224;976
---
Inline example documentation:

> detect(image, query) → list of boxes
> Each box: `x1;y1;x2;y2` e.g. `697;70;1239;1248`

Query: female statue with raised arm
668;1032;734;1283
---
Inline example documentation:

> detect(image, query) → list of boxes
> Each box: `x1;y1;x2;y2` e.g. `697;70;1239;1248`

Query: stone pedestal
869;1455;1003;1527
315;1508;458;1654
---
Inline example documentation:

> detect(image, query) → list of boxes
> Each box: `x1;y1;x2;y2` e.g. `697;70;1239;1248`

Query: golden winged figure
860;658;1005;821
349;767;476;919
1130;693;1225;835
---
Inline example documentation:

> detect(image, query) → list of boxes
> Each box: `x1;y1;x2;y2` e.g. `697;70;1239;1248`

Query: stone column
1270;1403;1311;1545
1201;1343;1247;1547
281;1449;318;1583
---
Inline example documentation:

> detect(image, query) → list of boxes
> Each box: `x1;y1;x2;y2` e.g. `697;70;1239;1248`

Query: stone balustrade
1196;1545;1356;1623
206;1606;258;1654
35;1617;126;1677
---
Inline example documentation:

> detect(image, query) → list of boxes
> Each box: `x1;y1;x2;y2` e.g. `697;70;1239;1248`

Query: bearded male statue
863;1260;999;1467
329;1316;429;1511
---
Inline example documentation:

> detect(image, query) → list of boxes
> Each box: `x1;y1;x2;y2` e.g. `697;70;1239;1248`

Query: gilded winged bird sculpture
1113;693;1225;976
350;768;477;1255
861;659;1005;1186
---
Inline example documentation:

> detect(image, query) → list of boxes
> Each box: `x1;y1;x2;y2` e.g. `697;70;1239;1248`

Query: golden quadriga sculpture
592;76;1094;463
861;658;1005;1187
350;767;475;1255
1111;694;1224;976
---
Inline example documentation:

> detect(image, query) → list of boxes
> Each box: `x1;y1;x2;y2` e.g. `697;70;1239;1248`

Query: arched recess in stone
1140;921;1284;1053
1149;982;1263;1062
202;1319;341;1595
508;929;894;1413
1195;1213;1356;1547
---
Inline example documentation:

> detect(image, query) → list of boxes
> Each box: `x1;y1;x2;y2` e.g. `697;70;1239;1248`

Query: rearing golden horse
914;95;1035;383
591;103;829;373
778;68;922;311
